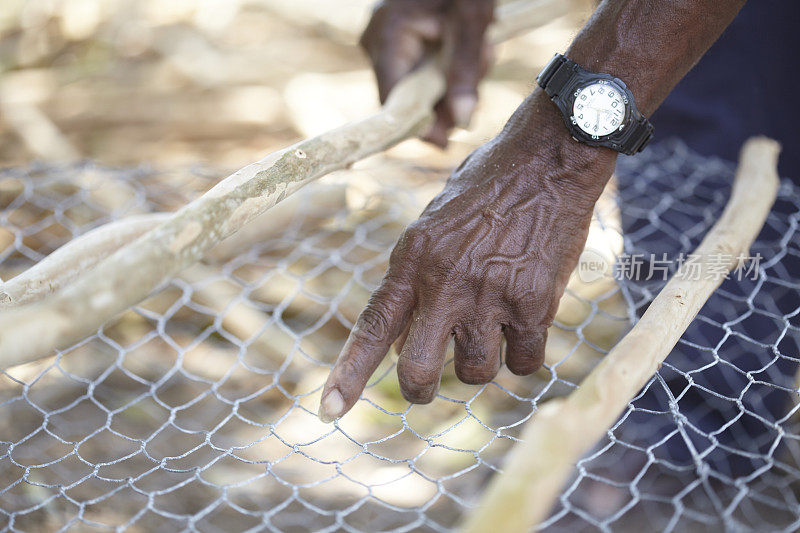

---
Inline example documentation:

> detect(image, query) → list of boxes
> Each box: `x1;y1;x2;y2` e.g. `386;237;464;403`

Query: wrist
493;90;617;198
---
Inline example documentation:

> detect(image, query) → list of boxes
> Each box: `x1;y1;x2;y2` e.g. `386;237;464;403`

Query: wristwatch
536;53;653;155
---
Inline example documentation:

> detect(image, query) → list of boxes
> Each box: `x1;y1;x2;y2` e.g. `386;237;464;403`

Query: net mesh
0;140;798;532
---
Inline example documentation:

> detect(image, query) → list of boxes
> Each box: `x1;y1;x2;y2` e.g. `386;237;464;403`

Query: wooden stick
0;0;569;369
460;137;781;533
0;182;347;309
205;181;346;263
0;214;168;308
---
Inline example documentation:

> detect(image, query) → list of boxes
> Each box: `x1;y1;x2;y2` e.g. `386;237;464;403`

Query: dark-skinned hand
319;96;617;422
319;0;748;422
359;0;494;147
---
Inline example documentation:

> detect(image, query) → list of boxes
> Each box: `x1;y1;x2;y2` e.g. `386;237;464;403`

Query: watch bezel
551;71;639;152
570;79;630;139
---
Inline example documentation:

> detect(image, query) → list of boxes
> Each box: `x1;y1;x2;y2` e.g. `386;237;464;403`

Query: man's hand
319;0;747;422
360;0;494;147
319;96;616;421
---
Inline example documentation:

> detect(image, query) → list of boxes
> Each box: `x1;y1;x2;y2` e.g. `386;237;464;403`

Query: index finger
318;276;414;422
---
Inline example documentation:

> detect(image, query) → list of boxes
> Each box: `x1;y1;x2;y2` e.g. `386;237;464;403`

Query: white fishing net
0;140;798;532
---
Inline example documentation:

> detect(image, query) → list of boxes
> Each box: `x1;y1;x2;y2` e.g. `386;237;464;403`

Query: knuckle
453;330;501;384
374;272;408;300
354;306;391;344
397;356;439;403
478;270;512;297
506;288;556;325
428;260;455;283
422;258;466;289
504;327;546;376
396;225;427;257
506;322;547;343
505;299;538;324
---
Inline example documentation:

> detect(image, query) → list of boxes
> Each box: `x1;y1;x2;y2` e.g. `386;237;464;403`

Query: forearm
496;0;746;191
569;0;745;115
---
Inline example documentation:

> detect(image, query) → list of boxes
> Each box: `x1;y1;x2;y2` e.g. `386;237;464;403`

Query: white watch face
572;82;627;137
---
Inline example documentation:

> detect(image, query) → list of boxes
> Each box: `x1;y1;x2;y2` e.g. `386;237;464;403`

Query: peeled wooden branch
205;182;347;263
0;214;168;308
0;0;569;369
461;137;781;533
0;183;346;309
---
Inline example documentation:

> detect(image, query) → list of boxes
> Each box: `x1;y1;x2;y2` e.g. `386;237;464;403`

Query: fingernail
318;389;344;423
451;94;477;128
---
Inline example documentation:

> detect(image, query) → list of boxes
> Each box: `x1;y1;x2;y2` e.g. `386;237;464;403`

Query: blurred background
0;0;593;170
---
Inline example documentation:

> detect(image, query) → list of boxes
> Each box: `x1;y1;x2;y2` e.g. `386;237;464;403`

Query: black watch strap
621;112;654;155
536;54;576;98
536;53;654;156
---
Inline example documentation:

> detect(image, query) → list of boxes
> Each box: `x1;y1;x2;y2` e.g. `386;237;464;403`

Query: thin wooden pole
0;0;570;369
460;137;781;533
